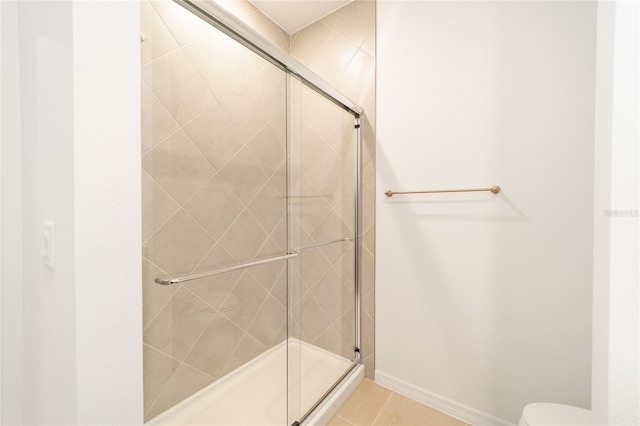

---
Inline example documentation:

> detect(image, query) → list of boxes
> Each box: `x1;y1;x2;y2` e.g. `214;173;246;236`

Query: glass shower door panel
289;78;357;419
140;2;288;422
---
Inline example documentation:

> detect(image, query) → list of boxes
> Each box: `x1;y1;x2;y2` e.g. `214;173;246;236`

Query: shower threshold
147;340;363;425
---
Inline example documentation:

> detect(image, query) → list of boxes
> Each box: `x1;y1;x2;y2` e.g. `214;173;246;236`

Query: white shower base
147;340;363;426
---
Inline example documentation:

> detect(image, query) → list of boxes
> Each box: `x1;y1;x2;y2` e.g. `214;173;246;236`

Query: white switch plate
43;222;55;270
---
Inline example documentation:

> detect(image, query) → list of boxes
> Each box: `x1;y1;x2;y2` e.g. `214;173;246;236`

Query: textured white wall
592;1;640;424
604;0;640;420
0;2;24;424
376;2;596;424
18;3;78;422
4;1;142;424
72;1;143;424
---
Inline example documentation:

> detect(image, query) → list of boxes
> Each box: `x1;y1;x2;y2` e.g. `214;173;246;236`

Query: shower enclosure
141;0;361;424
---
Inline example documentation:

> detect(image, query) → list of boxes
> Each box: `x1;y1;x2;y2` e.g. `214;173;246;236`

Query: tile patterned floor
329;379;469;426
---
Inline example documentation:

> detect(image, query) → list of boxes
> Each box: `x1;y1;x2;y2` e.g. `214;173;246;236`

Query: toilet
519;403;592;426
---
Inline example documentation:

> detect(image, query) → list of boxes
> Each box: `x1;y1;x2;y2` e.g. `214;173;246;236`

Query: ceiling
248;0;353;34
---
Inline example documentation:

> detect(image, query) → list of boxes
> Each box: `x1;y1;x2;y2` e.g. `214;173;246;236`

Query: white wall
0;2;24;424
603;0;640;417
1;1;143;423
18;3;78;421
376;2;596;424
592;1;639;424
72;2;143;423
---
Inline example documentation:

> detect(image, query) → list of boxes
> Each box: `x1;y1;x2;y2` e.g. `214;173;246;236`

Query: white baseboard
375;371;516;426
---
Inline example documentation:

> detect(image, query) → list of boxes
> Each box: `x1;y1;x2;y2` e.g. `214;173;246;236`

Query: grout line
362;244;374;259
178;359;218;381
345;415;358;426
264;213;287;252
140;172;182;247
141;258;185;333
179;190;217;238
217;331;259;378
142;285;182;334
309;321;335;347
143;344;218;420
247;253;286;296
140;81;180;155
290;24;329;88
213;138;274;204
176;281;277;382
143;342;182;366
181;196;270;283
213;67;277;142
147;9;218;102
240;281;273;333
163;206;217;276
178;119;222;176
177;289;222;366
141;165;216;251
371;391;393;426
335;414;356;426
140;126;181;163
147;56;218;129
184;240;220;278
144;342;217;383
143;352;185;418
144;370;176;418
181;284;223;315
210;269;277;341
140;142;183;230
362;176;374;193
304;284;341;343
246;124;288;183
145;0;215;62
244;188;283;238
293;126;356;225
142;42;278;193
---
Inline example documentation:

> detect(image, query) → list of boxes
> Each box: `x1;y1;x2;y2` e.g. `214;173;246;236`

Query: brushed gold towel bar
385;186;501;198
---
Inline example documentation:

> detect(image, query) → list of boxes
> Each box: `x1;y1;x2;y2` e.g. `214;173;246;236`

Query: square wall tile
142;208;214;275
145;363;214;421
141;83;179;154
141;49;215;125
142;130;215;205
150;0;213;46
182;103;244;170
143;287;215;361
140;0;179;65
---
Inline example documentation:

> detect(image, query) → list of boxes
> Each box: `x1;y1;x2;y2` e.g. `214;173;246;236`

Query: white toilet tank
519;403;592;426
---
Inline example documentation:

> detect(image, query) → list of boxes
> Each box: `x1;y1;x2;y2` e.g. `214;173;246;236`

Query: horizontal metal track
174;0;362;117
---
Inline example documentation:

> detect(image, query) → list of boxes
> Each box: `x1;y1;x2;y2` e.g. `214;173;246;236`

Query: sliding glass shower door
140;0;360;424
141;3;290;422
288;78;360;423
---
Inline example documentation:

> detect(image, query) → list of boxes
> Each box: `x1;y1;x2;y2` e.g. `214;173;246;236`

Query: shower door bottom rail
155;252;299;285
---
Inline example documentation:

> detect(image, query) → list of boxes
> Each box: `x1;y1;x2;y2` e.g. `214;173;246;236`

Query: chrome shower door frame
170;1;363;424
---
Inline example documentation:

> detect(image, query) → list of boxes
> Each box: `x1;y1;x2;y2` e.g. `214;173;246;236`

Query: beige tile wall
215;0;290;52
290;0;376;380
141;0;291;420
289;80;359;361
141;0;375;420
